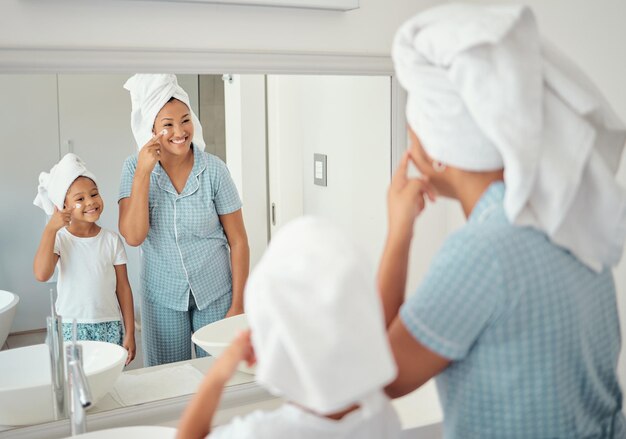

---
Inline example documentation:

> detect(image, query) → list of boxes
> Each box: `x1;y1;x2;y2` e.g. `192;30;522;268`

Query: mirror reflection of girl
177;217;401;439
119;74;249;366
33;153;136;365
379;4;626;438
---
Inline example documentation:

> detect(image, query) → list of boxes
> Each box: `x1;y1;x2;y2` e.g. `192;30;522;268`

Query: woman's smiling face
153;98;194;156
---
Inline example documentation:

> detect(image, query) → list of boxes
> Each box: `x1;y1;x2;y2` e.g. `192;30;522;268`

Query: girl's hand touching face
136;130;166;175
228;330;256;368
47;206;72;232
212;330;256;382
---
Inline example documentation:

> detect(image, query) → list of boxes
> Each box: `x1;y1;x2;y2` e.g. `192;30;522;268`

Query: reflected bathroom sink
192;314;255;374
0;290;19;347
0;340;127;426
63;426;176;438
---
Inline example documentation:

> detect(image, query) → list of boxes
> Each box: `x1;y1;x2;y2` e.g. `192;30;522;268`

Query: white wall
0;0;436;55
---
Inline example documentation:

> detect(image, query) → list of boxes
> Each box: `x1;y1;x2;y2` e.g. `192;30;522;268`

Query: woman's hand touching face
387;150;436;238
136;130;166;175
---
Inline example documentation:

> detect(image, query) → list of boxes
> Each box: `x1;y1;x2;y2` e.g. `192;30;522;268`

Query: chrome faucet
46;288;66;420
66;320;92;436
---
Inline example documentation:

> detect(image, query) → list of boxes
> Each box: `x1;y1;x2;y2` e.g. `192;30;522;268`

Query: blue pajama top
400;182;625;438
119;145;242;311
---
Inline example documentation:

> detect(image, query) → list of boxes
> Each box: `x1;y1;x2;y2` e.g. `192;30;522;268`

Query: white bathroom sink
0;290;19;347
0;340;127;426
192;314;256;374
63;426;176;438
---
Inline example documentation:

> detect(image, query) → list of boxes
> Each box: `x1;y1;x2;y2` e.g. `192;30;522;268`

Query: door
266;74;392;264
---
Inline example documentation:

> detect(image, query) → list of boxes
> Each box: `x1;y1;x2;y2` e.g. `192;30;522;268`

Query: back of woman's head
393;3;626;271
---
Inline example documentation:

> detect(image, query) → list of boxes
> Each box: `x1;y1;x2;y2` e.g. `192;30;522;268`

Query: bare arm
33;207;70;282
118;181;150;247
384;317;450;398
378;229;413;328
118;132;163;247
379;152;448;397
114;264;135;365
177;330;255;439
377;152;435;327
220;209;249;317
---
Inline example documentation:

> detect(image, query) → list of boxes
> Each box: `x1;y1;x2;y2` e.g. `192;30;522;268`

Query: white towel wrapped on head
33;153;98;216
123;74;205;151
393;3;626;271
244;216;397;415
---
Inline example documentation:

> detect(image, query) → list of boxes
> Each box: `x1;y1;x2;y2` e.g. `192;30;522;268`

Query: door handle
271;203;276;226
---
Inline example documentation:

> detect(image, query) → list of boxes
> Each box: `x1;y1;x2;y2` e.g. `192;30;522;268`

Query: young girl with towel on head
33;153;136;365
177;217;401;439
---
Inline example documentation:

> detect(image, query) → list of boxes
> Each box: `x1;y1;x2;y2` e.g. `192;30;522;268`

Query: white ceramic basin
192;314;255;374
0;340;127;426
64;426;176;439
0;290;19;347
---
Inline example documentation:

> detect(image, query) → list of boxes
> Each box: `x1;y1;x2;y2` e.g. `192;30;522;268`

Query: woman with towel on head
177;217;401;439
119;74;249;366
379;4;626;438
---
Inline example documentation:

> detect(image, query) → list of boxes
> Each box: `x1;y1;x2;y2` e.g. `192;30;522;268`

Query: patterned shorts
61;320;123;346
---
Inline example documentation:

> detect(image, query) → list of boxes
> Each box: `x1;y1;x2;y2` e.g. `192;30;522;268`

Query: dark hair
63;176;97;208
152;97;188;131
71;176;97;187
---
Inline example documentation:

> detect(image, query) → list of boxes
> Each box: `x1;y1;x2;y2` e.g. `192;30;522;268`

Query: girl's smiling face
153;98;194;157
65;177;103;223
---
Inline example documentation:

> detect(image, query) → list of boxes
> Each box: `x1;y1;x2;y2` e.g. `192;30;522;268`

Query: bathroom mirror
0;67;403;430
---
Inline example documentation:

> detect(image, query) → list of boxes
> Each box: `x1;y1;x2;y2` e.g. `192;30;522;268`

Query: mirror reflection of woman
379;4;626;438
118;74;249;367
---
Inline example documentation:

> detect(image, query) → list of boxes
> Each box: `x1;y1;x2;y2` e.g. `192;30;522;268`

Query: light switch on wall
314;153;327;186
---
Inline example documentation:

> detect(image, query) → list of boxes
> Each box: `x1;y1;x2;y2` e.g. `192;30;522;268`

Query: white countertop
0;357;257;437
90;356;255;413
97;358;443;429
0;358;442;438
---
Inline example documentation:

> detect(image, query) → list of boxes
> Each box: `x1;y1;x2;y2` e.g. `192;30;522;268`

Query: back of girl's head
244;216;397;415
